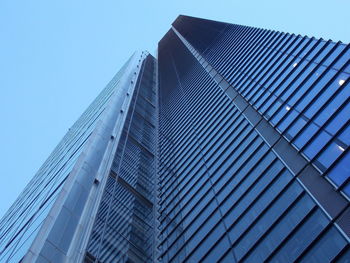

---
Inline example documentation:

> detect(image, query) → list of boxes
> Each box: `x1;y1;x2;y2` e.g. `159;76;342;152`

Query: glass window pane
317;141;345;170
271;209;328;262
327;151;350;187
300;226;347;262
303;131;332;160
293;122;319;150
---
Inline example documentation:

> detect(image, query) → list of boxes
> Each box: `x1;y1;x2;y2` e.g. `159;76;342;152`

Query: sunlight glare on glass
338;79;345;86
338;145;345;152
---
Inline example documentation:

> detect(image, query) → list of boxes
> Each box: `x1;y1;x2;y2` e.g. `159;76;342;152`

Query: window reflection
338;79;345;86
338;145;345;152
327;151;350;187
317;141;345;170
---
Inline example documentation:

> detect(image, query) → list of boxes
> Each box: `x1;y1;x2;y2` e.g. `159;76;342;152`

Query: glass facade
173;16;350;198
0;55;135;263
157;16;350;262
85;55;157;263
0;15;349;263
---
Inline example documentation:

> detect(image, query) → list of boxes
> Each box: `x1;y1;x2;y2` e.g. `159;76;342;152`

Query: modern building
0;15;349;263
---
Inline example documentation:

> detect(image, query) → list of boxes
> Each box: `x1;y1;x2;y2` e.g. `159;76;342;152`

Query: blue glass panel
307;40;327;60
343;182;350;196
314;41;336;64
325;103;350;136
333;46;350;70
245;194;315;262
217;151;276;206
300;39;318;58
291;38;309;56
304;70;344;119
277;108;298;133
227;169;292;243
300;226;348;262
303;131;332;160
293;66;327;112
265;99;282;119
293;122;318;150
317;141;345;170
271;209;329;262
255;90;271;110
314;81;350;127
233;181;303;260
279;61;313;101
248;83;264;103
200;236;232;263
187;222;226;262
339;125;350;146
183;209;222;258
322;44;346;67
270;104;291;126
327;151;350;187
285;116;307;140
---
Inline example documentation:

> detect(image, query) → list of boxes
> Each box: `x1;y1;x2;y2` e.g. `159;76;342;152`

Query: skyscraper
0;15;349;262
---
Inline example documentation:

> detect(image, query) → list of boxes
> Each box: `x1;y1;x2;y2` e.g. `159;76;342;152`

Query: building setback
0;15;349;262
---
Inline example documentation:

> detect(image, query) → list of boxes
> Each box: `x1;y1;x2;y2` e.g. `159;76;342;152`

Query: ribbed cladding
171;15;227;54
173;17;350;201
158;28;349;262
84;55;157;263
0;56;134;263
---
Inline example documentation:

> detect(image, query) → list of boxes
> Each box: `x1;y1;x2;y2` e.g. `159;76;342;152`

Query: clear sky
0;0;349;218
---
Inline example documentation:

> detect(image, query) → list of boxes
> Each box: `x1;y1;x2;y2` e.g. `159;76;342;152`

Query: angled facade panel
0;52;152;263
85;55;157;263
157;16;350;262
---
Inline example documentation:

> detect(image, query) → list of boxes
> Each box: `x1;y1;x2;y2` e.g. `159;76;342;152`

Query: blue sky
0;0;349;218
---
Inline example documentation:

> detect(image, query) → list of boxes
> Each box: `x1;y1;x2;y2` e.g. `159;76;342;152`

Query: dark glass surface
158;17;349;262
